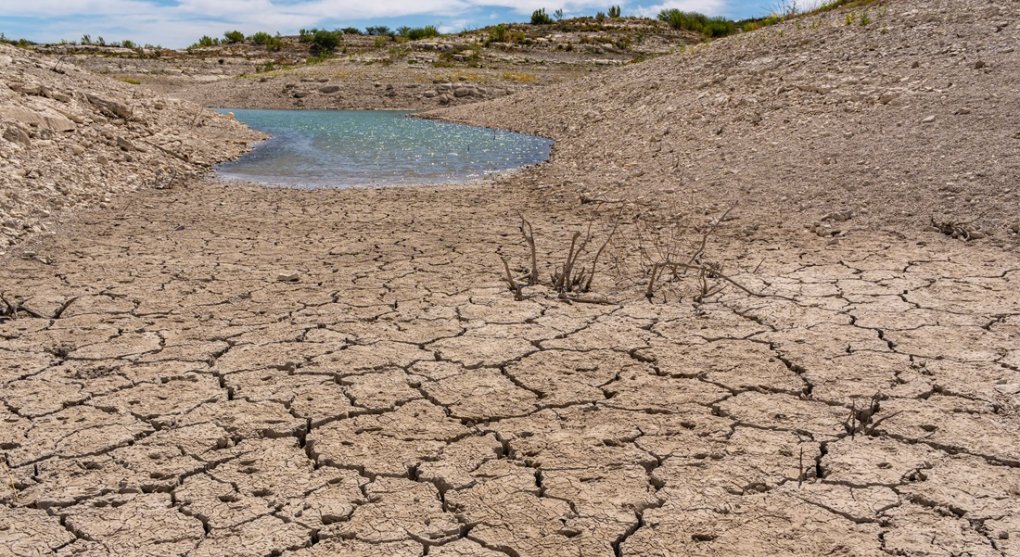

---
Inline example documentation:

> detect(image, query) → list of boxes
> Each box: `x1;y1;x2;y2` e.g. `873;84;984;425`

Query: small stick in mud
798;446;805;488
847;399;857;439
519;216;538;285
498;254;523;301
584;216;620;292
2;459;17;505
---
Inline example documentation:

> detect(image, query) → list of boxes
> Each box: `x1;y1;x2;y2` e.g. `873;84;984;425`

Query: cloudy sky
0;0;780;48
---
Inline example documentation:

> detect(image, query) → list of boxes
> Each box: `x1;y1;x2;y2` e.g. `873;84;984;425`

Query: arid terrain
47;18;697;111
2;1;1020;556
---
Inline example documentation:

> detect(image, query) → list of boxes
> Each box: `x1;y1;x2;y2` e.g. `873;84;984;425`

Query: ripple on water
215;109;553;188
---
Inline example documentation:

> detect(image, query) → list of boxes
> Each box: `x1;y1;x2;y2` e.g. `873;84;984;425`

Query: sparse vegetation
501;71;538;83
399;26;440;41
657;10;737;38
498;215;620;303
190;35;220;48
489;24;508;43
366;26;394;37
0;33;34;48
248;31;276;47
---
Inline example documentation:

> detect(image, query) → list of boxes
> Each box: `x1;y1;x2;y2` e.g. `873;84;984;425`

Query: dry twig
498;254;523;301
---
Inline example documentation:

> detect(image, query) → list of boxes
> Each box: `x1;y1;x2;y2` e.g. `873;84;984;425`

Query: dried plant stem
519;216;538;285
498;254;523;301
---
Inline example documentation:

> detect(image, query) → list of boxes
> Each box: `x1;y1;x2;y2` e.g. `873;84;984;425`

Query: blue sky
0;0;785;48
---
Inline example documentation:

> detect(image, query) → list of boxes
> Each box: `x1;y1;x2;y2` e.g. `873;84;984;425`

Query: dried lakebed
1;178;1019;556
214;109;553;188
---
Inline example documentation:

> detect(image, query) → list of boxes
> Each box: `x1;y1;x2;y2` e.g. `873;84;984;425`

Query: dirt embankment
0;44;262;253
435;0;1020;240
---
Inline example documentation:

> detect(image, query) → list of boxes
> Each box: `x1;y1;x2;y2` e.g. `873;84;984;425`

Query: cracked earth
1;178;1018;556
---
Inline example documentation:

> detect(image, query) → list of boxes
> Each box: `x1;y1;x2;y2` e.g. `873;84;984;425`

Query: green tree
531;8;553;24
224;30;245;43
608;5;622;18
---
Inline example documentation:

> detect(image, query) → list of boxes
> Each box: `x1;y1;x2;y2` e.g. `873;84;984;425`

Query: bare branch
498;254;523;301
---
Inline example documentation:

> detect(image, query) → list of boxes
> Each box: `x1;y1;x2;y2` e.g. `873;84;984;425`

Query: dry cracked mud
1;177;1019;557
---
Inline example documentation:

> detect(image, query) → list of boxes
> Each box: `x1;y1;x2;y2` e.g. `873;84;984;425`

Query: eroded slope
436;0;1020;237
0;44;262;253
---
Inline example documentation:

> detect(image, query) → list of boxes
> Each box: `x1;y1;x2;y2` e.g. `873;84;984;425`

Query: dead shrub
497;213;619;303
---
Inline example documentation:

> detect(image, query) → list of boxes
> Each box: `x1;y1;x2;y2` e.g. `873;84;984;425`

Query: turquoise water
215;109;552;188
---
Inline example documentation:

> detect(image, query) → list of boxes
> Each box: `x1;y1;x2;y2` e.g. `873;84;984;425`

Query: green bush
342;27;362;35
249;31;283;51
190;35;219;48
531;8;553;25
366;26;393;37
309;29;342;53
404;26;439;40
608;5;622;18
489;24;508;42
224;30;245;44
658;9;737;37
395;26;439;41
249;31;272;44
121;39;136;49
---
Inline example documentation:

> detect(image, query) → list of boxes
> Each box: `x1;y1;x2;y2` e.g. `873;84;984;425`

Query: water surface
215;109;552;188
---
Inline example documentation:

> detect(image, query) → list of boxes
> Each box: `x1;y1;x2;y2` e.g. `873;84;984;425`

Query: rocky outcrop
0;44;263;252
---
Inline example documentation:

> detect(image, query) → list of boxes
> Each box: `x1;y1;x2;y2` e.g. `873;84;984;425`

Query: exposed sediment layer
434;0;1020;238
0;44;263;253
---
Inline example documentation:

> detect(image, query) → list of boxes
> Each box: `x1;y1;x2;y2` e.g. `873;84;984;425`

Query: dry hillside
437;0;1020;239
0;44;261;252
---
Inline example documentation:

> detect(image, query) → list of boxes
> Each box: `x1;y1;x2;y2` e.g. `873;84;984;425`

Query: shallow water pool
214;109;552;188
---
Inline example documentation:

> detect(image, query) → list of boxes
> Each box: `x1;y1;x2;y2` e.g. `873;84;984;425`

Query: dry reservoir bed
1;178;1019;557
